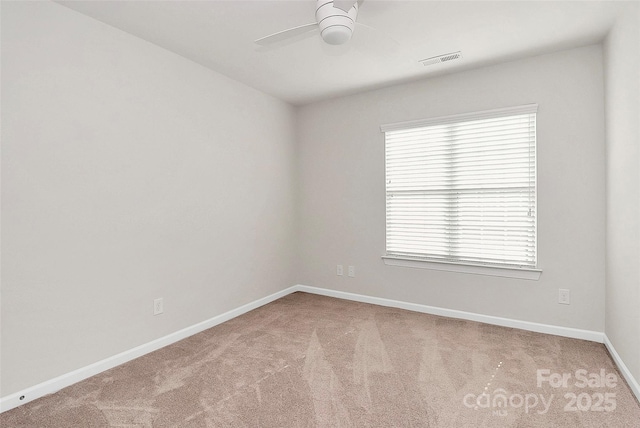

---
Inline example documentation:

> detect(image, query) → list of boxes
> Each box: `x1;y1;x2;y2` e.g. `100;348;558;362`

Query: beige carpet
2;292;639;427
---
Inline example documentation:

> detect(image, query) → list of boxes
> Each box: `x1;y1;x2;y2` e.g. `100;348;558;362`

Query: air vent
419;51;462;67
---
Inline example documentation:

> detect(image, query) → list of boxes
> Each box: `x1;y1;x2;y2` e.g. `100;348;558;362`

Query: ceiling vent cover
419;51;462;66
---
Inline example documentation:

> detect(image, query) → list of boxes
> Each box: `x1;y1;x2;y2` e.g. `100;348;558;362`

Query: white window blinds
382;105;537;268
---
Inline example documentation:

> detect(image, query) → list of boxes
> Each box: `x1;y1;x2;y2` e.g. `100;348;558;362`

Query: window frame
380;105;541;280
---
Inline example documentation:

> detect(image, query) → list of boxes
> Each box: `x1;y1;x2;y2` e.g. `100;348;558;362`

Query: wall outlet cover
558;289;570;305
154;298;164;315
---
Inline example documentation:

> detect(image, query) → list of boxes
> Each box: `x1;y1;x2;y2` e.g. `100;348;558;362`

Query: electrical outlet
154;298;164;315
337;265;344;276
558;289;570;305
348;266;355;277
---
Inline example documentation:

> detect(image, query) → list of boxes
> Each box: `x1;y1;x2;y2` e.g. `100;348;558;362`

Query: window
381;105;538;272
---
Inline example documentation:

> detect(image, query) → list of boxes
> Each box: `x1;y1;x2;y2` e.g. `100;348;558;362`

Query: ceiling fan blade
355;22;400;47
333;0;358;12
254;23;318;46
351;22;404;60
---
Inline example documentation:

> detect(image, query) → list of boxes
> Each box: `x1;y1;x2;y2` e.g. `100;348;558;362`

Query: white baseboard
604;334;640;403
4;284;638;413
0;286;297;413
293;285;604;343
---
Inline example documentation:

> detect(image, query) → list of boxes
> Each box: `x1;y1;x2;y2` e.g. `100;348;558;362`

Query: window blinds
382;105;537;268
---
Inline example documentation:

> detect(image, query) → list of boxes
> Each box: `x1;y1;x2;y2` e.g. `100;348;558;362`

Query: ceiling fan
255;0;365;46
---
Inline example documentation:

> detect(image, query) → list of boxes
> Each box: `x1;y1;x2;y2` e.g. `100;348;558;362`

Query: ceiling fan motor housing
316;0;359;45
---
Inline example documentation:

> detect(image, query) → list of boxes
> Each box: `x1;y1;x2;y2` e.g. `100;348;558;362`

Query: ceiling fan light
316;0;358;45
321;26;352;45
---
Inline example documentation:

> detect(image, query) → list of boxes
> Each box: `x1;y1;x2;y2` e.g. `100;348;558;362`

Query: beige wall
1;1;297;396
604;2;640;386
296;45;606;332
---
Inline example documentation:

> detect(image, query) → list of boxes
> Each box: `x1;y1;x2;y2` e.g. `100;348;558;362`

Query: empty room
1;0;639;426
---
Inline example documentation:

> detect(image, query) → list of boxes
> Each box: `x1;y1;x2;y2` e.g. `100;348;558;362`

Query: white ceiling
56;1;623;106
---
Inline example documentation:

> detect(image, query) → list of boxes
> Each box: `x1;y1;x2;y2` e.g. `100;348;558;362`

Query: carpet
2;291;639;427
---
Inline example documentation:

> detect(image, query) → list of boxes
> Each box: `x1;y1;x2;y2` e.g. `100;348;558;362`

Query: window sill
382;256;542;280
